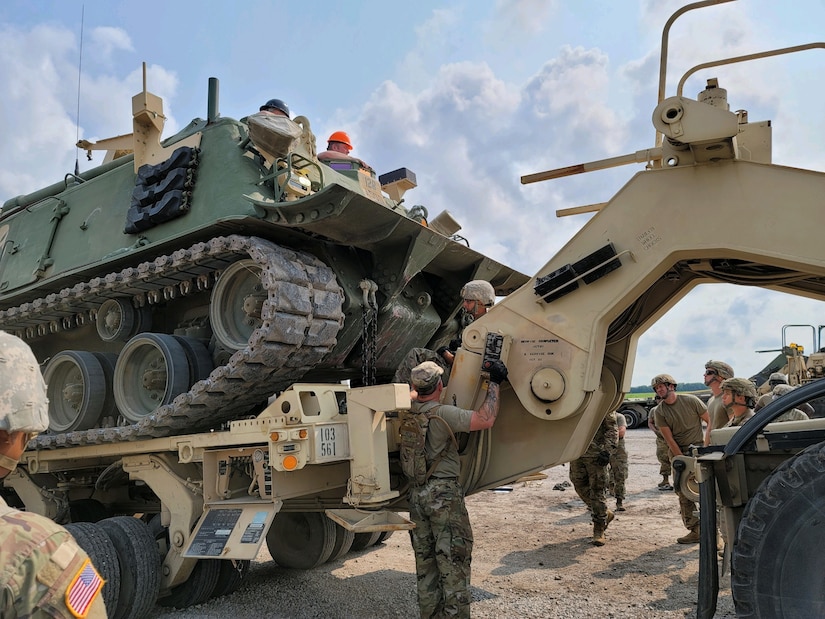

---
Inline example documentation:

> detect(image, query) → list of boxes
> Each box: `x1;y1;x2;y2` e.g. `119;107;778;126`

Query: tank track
0;235;344;449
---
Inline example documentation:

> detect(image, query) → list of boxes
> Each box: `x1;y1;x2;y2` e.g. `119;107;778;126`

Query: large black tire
98;516;161;619
327;523;355;562
266;511;336;569
731;440;825;617
210;559;251;599
69;498;110;523
158;559;221;608
64;522;121;615
349;530;381;552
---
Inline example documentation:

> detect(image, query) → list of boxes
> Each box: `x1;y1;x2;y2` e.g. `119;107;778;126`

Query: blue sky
2;0;824;387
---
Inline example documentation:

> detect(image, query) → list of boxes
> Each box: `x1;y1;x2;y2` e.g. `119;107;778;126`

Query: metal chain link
359;280;378;386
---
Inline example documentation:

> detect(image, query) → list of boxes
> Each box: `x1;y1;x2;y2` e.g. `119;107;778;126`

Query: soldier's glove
436;346;450;357
448;338;461;352
595;450;611;467
483;359;508;384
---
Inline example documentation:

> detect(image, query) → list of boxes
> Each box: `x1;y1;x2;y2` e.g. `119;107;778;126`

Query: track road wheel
98;516;161;619
210;259;264;352
64;522;121;614
731;440;825;617
44;351;107;432
113;333;191;422
266;511;336;569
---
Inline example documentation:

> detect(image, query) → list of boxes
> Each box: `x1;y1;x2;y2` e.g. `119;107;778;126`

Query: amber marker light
282;455;299;470
270;431;281;441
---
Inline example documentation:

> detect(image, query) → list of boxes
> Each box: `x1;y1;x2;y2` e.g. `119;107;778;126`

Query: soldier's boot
615;498;625;512
605;509;615;529
677;526;700;544
592;522;606;546
658;475;673;491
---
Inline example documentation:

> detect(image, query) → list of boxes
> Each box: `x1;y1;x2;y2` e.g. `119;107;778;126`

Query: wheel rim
44;351;107;432
114;333;191;422
97;298;136;342
210;259;264;351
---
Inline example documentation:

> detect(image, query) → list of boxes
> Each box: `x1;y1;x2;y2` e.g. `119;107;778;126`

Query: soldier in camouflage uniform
609;412;628;511
406;359;507;619
570;411;619;546
393;280;496;387
0;331;108;618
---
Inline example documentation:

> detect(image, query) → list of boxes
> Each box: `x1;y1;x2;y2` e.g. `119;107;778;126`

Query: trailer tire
98;516;161;619
266;511;336;569
619;404;646;429
64;522;121;614
210;559;250;599
731;440;825;618
158;559;221;608
350;530;381;552
327;523;355;562
69;498;110;523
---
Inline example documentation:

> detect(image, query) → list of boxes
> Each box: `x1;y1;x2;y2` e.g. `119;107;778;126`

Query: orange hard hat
328;131;353;152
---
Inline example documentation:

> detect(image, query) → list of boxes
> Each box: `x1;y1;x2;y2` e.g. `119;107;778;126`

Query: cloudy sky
2;0;824;387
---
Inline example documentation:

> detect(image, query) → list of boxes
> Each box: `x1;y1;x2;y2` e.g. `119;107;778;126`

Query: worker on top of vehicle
259;98;290;118
317;131;374;174
720;378;758;428
704;360;735;436
0;331;108;618
754;372;815;416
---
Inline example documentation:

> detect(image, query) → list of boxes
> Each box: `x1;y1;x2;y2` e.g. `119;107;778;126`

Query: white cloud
0;23;183;195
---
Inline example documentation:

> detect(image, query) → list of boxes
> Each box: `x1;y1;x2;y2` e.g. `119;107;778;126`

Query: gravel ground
149;428;736;618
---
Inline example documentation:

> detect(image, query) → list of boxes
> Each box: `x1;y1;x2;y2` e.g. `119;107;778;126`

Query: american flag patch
65;558;104;617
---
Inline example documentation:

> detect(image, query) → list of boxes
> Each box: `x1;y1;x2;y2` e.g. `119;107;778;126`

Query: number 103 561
314;423;349;462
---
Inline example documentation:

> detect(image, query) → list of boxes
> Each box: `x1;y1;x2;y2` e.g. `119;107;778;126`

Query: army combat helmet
720;377;758;407
651;373;677;388
705;360;734;379
460;280;496;307
0;331;49;434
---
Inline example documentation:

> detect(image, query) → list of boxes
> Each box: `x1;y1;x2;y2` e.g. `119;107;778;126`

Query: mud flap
696;461;718;619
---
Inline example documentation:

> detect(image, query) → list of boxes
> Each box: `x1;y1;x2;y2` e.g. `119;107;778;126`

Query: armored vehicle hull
0;77;526;448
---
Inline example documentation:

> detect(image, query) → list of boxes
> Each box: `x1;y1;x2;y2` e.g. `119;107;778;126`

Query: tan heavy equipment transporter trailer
5;2;825;617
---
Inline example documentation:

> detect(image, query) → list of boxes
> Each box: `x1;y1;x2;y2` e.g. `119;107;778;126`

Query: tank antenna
74;5;85;176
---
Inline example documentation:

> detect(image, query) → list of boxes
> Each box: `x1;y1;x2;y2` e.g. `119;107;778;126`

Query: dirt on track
150;428;736;618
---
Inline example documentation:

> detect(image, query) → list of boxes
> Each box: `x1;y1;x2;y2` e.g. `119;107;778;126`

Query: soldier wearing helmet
754;372;815;416
393;279;499;387
720;377;758;428
650;371;710;545
0;332;107;618
704;360;735;433
259;98;290;117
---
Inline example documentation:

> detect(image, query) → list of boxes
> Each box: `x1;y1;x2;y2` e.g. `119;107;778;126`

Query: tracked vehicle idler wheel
210;259;265;351
114;333;191;422
44;351;109;432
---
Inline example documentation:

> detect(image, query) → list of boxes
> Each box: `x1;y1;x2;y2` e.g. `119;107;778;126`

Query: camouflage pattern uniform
0;498;107;618
609;413;628;503
407;363;475;619
393;347;453;387
570;412;619;532
0;331;107;618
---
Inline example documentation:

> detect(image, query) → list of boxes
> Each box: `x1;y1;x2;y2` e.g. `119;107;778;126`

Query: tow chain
359;279;378;386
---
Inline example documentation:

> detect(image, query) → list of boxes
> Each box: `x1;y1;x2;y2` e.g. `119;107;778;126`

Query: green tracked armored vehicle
0;70;527;448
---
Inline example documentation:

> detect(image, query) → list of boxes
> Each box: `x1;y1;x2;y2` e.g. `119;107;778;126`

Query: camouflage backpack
400;401;458;486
